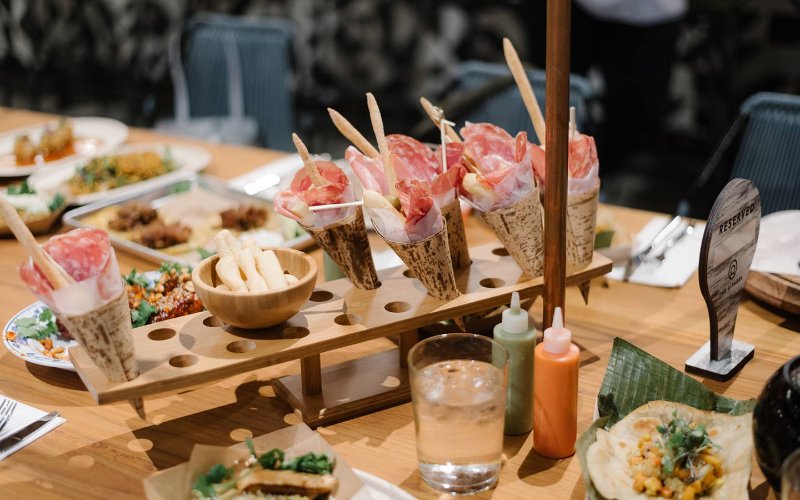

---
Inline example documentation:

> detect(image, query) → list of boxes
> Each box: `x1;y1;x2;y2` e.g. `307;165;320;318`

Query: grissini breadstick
242;238;261;256
418;97;480;174
292;133;328;187
0;195;72;289
236;248;268;292
503;37;546;145
327;108;381;159
285;274;298;284
366;92;398;197
216;255;248;292
255;250;288;290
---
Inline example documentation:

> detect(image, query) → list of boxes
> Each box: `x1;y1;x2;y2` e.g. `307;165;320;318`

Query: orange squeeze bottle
533;307;579;458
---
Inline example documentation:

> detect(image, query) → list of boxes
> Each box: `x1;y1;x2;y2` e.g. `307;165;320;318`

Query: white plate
353;469;416;500
3;271;167;372
751;210;800;277
0;117;128;177
3;301;77;371
28;142;211;206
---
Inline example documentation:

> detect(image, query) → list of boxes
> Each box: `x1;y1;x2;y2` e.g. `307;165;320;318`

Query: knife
0;410;58;454
622;215;685;281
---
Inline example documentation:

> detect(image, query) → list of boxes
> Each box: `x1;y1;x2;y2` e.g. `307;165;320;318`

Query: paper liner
60;289;138;383
441;199;471;269
377;225;459;300
301;207;380;290
479;188;544;278
566;183;600;268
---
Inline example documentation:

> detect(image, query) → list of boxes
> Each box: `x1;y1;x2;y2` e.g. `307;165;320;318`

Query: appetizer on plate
68;150;176;195
192;438;338;500
13;119;75;165
0;181;66;236
586;401;752;500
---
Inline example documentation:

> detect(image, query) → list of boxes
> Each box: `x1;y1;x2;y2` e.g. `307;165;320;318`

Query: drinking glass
408;333;508;494
782;448;800;500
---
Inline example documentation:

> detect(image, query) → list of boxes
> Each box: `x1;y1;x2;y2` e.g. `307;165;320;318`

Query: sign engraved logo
728;259;738;280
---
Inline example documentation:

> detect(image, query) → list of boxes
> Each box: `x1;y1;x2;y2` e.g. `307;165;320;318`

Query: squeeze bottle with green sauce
533;306;579;458
493;291;536;435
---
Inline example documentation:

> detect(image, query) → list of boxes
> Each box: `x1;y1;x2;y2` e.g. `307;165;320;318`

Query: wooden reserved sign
686;178;760;380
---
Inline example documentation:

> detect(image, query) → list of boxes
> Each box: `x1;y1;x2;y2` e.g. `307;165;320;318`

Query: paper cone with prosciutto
459;123;545;278
346;134;470;269
530;131;600;268
274;159;380;290
18;229;140;391
363;180;459;301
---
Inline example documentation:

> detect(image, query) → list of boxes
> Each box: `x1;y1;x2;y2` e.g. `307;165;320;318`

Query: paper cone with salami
274;134;380;290
0;196;145;417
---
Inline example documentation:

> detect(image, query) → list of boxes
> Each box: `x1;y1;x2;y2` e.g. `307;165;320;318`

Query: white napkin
0;396;65;461
751;210;800;277
607;216;706;288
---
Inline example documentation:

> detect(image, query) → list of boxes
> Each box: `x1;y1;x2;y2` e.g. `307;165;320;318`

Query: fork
0;399;17;432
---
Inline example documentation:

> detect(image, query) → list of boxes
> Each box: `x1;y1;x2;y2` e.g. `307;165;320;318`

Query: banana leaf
576;338;756;500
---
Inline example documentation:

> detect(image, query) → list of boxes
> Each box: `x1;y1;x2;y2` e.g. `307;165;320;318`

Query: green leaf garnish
192;463;233;497
124;269;150;288
6;181;36;195
130;301;156;328
14;307;60;341
257;448;285;470
158;261;190;274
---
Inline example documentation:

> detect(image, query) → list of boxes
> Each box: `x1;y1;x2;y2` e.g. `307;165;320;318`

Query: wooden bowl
192;247;317;329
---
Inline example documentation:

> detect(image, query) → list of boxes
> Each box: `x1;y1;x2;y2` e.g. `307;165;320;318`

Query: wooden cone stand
69;3;597;425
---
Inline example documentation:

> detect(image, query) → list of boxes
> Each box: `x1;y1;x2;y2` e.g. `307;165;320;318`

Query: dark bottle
753;354;800;492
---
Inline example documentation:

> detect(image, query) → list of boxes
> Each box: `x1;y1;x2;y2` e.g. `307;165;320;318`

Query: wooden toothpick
418;97;481;174
366;93;398;197
308;200;364;212
503;38;546;145
327;108;381;159
292;133;327;187
569;106;577;139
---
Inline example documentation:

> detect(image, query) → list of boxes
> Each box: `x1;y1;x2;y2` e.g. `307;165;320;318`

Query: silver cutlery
0;399;17;433
0;410;58;455
623;215;685;281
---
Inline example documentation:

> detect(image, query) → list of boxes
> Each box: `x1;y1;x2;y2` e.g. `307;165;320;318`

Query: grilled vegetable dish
68;150;176;195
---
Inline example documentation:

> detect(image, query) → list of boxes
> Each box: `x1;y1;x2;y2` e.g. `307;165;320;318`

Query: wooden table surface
0;108;796;499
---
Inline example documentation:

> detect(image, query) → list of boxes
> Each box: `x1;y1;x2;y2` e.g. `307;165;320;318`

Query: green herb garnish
193;463;234;498
15;307;59;341
243;438;334;475
170;180;192;194
124;268;150;288
6;181;36;195
48;193;65;212
130;301;156;328
656;411;716;479
158;261;190;274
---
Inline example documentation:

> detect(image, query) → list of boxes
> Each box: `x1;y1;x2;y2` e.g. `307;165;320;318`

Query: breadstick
242;238;261;256
215;255;247;292
366;92;398;197
216;284;230;291
285;274;298;284
255;250;288;290
223;230;242;256
419;97;462;144
328;108;381;158
236;248;268;292
503;37;546;145
292;133;327;187
214;230;235;259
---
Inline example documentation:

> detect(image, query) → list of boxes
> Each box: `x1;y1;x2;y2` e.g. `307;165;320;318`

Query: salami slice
387;134;439;181
275;160;355;227
345;147;388;194
568;134;598;179
461;123;516;168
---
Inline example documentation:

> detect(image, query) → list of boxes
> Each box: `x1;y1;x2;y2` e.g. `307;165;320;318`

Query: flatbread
586;401;752;500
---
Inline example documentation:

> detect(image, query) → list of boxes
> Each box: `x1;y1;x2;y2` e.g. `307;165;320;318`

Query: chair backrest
452;61;594;144
732;92;800;214
182;14;295;151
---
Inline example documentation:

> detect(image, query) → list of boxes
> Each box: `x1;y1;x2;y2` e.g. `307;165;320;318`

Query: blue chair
165;14;295;151
682;92;800;216
450;61;595;144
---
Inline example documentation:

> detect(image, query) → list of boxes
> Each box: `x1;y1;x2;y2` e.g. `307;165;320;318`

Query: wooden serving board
70;243;611;422
746;271;800;315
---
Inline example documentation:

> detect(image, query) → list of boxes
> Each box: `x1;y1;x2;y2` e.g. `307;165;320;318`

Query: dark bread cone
566;184;600;268
302;207;380;290
441;199;471;269
479;188;544;278
377;225;460;300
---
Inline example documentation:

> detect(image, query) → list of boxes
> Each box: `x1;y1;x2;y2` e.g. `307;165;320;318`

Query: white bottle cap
543;307;571;354
501;292;529;334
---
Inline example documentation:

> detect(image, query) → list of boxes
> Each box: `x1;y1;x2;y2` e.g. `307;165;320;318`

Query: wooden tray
746;271;800;315
70;243;612;424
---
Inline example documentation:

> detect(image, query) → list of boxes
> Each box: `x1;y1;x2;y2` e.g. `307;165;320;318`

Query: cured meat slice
274;160;355;228
345;147;387;193
387;134;439;181
568;133;598;179
19;229;115;299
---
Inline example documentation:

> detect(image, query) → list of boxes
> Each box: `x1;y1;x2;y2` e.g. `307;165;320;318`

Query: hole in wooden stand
282;326;310;338
203;316;222;328
334;313;361;326
402;269;415;279
309;290;334;302
492;247;510;256
479;277;505;289
385;301;411;313
147;328;175;341
227;340;256;353
169;354;198;368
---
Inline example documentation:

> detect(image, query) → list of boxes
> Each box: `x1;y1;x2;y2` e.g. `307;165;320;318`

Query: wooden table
0;108;796;499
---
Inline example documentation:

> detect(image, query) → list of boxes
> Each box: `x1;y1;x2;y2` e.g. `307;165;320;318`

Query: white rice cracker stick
237;248;268;292
255;250;288;290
